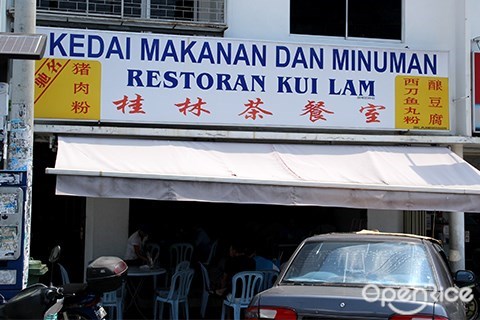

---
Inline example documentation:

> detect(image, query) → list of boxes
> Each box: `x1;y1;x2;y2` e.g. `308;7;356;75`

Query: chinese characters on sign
395;76;449;130
239;98;272;120
34;58;101;120
301;101;334;122
360;103;385;124
175;97;210;117
113;94;146;114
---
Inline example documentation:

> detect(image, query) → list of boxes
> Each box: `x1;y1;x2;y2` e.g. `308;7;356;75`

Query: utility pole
8;0;36;288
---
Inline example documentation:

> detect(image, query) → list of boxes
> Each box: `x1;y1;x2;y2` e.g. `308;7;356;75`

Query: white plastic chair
166;243;194;286
203;240;218;267
198;262;213;318
221;271;264;320
169;243;194;267
161;260;191;288
58;263;70;284
259;269;279;291
145;242;160;266
153;268;195;320
101;280;126;320
175;260;191;273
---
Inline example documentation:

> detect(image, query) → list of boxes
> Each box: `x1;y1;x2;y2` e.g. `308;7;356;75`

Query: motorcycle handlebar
45;287;63;301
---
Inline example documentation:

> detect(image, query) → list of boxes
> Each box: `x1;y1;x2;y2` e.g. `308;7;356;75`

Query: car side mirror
454;270;476;287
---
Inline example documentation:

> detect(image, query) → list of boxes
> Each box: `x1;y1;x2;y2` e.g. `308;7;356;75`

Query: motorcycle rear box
86;256;128;293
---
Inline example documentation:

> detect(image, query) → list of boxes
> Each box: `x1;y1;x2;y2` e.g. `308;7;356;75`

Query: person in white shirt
124;224;150;266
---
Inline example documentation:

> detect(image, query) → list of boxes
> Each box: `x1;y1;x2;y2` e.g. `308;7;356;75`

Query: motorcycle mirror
48;245;61;263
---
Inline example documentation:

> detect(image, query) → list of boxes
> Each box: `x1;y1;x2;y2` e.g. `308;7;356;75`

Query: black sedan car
246;230;476;320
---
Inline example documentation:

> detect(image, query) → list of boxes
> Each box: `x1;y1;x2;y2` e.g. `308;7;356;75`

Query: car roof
304;229;442;246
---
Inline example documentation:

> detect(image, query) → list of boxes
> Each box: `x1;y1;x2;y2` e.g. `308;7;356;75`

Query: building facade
4;0;480;281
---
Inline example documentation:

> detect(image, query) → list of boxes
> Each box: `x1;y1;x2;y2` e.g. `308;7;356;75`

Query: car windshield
283;240;435;287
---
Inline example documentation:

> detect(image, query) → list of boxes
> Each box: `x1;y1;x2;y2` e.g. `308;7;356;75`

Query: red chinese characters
401;77;421;125
175;97;210;117
70;62;93;114
112;94;146;114
238;98;273;120
300;100;334;122
34;57;103;120
426;79;444;126
35;59;64;89
359;103;386;123
71;101;91;114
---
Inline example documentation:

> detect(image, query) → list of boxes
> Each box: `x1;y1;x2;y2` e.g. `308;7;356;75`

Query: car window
283;241;435;287
431;241;455;287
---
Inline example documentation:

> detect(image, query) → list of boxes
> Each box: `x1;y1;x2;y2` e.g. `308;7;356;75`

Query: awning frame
46;168;480;195
46;135;480;212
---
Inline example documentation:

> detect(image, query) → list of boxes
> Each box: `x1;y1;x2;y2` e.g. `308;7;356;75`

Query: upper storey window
290;0;402;40
37;0;225;24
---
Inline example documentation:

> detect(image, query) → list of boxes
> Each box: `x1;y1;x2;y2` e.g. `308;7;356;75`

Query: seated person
124;224;151;266
250;249;280;271
215;239;256;297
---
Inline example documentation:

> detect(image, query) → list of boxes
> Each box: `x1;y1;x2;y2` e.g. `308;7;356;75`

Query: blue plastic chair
203;240;218;267
169;243;194;268
58;263;70;284
145;242;161;267
259;269;279;291
153;268;195;320
198;262;213;318
101;280;126;320
221;271;264;320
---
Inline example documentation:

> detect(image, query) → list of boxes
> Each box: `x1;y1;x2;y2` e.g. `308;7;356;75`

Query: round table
128;265;166;277
126;266;166;318
127;265;166;291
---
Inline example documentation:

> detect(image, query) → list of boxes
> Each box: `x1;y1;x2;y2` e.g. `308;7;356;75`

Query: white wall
471;0;480;40
225;0;456;51
0;1;7;32
84;198;129;278
225;0;289;42
367;210;403;233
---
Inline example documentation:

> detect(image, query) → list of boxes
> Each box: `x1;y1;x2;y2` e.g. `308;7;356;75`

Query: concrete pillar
448;211;465;271
449;144;466;271
8;0;36;289
85;198;129;280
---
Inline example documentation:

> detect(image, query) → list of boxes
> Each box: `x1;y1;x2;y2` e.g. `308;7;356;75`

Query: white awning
46;135;480;212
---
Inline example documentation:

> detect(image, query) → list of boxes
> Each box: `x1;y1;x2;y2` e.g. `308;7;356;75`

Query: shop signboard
34;27;450;132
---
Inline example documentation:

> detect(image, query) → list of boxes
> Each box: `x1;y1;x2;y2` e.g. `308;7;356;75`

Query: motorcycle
0;246;128;320
0;246;64;319
58;255;128;320
58;282;108;320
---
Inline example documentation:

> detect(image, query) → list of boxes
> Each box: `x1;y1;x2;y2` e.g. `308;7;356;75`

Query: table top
127;266;166;277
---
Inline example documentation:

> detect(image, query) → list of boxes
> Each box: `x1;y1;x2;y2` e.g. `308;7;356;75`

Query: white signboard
35;27;450;132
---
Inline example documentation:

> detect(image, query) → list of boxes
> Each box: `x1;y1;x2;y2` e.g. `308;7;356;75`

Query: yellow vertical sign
395;75;449;130
34;58;101;120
